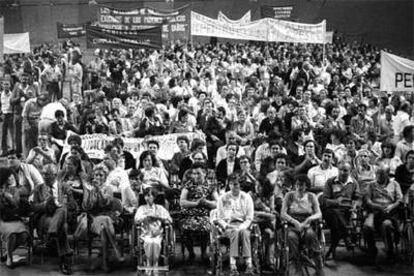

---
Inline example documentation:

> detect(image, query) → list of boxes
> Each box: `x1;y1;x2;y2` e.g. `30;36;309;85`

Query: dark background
0;0;413;57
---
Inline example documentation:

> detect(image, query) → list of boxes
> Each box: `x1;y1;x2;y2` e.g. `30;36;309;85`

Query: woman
375;141;402;176
59;155;88;231
170;109;194;133
234;109;255;146
179;163;218;261
26;132;57;171
135;188;172;270
179;150;208;181
76;164;124;272
216;143;241;186
281;174;324;276
0;168;30;268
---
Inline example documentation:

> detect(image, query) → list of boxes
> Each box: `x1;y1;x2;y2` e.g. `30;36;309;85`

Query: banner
4;32;31;54
97;5;190;43
325;31;334;44
217;11;251;24
191;11;268;41
86;24;162;49
0;17;3;62
57;22;86;38
191;11;326;44
261;5;294;19
62;132;205;160
267;18;326;44
380;51;414;92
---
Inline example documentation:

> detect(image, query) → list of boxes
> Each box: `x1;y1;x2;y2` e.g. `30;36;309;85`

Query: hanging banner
191;11;267;41
380;51;414;92
57;22;86;38
86;24;162;49
97;5;190;43
191;11;326;44
267;18;326;44
325;31;334;44
62;132;205;160
217;11;251;25
0;17;4;62
261;5;294;19
4;32;31;54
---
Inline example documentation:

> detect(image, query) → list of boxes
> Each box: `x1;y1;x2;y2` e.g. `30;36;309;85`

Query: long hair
138;150;159;169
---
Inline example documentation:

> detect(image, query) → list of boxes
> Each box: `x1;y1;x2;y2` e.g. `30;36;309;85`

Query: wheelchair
208;210;262;276
397;197;414;264
277;219;325;276
134;220;176;275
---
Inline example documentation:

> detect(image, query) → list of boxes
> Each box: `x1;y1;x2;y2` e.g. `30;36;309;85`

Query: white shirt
393;111;410;141
308;165;339;188
0;90;12;114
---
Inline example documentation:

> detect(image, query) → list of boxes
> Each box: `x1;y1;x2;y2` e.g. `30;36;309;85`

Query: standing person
41;57;62;102
1;78;14;155
0;168;31;269
68;49;83;99
11;73;38;155
22;92;49;157
32;164;73;275
216;173;255;276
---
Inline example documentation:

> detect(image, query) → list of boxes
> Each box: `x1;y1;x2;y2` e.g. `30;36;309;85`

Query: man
22;92;49;157
308;149;339;193
1;78;14;155
350;103;374;142
216;130;245;166
393;101;411;143
377;105;395;142
258;106;284;136
260;140;284;176
11;73;39;154
26;132;57;171
32;164;73;275
7;149;44;202
394;125;414;163
216;173;255;276
50;110;78;159
216;143;241;186
322;161;361;259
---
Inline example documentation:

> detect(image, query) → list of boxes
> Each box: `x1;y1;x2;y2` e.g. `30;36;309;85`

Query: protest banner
267;18;326;44
261;5;294;19
380;51;414;92
86;24;162;49
217;11;251;24
325;31;334;44
97;5;190;43
191;11;326;44
57;22;86;38
0;17;3;63
4;32;31;54
62;132;205;160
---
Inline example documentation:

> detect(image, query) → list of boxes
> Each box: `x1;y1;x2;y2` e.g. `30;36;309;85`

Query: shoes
60;263;72;275
245;266;255;276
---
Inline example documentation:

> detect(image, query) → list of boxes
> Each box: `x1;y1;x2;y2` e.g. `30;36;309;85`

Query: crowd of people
0;35;414;276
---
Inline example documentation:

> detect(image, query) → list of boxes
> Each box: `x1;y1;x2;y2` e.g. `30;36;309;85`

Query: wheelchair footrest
137;265;169;271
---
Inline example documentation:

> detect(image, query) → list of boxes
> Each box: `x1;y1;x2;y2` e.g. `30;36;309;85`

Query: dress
179;180;215;232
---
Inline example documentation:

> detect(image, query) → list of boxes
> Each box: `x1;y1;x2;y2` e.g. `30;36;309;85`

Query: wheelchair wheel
401;222;414;264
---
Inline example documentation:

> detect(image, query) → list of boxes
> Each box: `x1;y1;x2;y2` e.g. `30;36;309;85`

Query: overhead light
10;0;20;8
88;0;98;6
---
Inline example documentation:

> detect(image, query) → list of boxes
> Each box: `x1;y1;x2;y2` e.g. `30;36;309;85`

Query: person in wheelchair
321;161;361;256
135;187;172;272
363;165;403;263
216;173;255;276
0;168;31;269
281;174;324;276
32;164;73;274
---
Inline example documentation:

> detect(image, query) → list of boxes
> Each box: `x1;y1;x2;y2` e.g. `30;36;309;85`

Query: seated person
135;188;172;270
281;175;324;276
26;132;57;171
322;161;361;257
363;165;402;263
0;168;30;269
32;164;73;274
216;173;255;276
